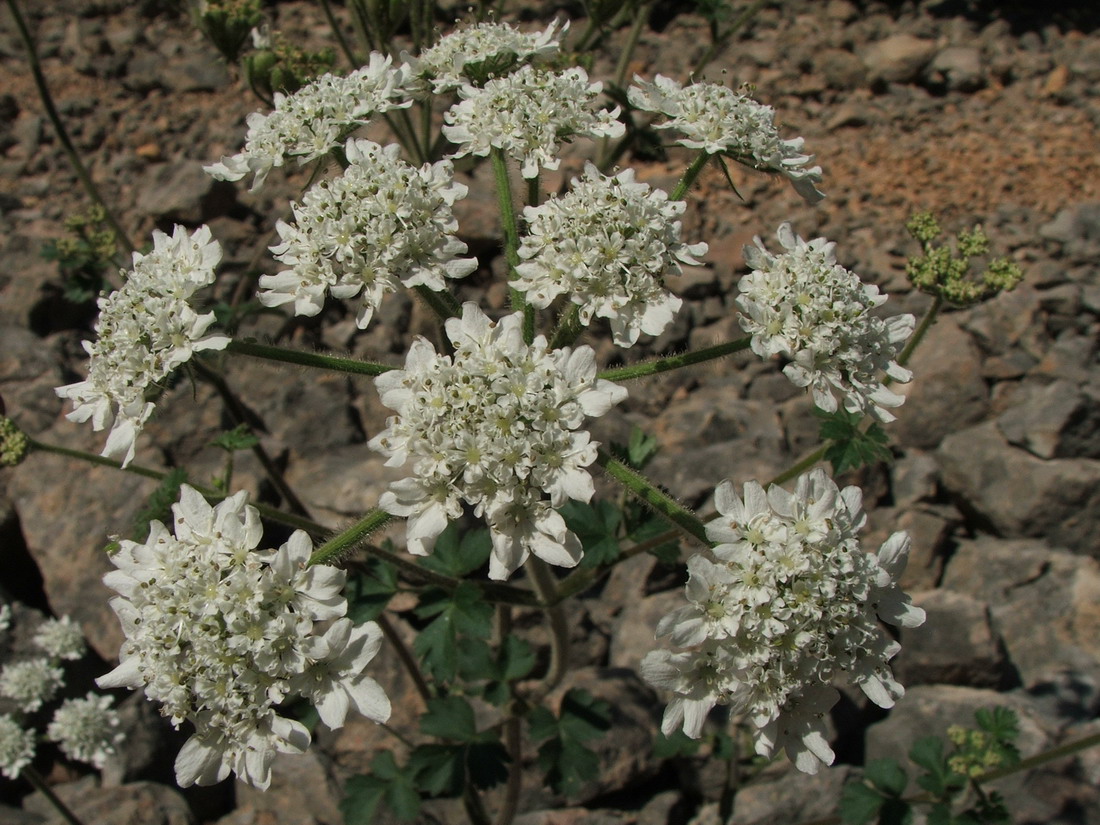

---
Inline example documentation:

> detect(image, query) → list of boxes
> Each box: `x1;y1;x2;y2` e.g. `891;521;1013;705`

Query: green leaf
413;582;494;681
559;689;612;742
420;696;479;742
561;500;622;569
711;728;735;761
342;752;421;824
926;802;954;825
418;523;491;577
816;407;893;474
628;514;680;563
499;634;537;681
865;758;908;797
838;780;884;825
408;744;465;797
346;558;398;623
879;798;914;825
975;707;1019;744
653;729;701;759
210;423;260;452
910;736;953;797
466;740;511;789
626;426;660;469
527;689;612;797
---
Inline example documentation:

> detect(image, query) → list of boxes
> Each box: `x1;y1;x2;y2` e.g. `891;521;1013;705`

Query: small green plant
40;205;119;304
840;707;1022;825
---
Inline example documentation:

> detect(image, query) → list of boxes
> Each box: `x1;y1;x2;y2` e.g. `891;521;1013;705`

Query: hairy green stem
670;151;712;201
526;558;570;693
308;508;392;567
613;1;652;91
597;449;710;546
7;0;134;255
491;149;535;341
226;339;397;376
548;304;583;350
24;767;87;825
598;337;752;382
413;283;461;321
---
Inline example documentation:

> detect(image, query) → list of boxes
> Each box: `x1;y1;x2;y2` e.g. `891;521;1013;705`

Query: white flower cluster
262;138;477;328
404;19;565;93
55;225;229;468
369;303;627;580
0;715;35;779
0;658;63;712
642;469;924;773
516;163;708;347
46;693;124;769
737;223;915;422
32;615;87;661
443;65;625;179
205;53;415;190
628;75;824;203
97;485;391;790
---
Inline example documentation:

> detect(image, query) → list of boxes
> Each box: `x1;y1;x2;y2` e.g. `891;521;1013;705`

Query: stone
24;779;194;825
894;589;1012;688
861;35;938;85
609;589;681;670
940;536;1100;689
997;379;1100;459
892;318;989;450
923;45;985;92
890;450;939;508
731;764;854;825
936;421;1100;557
1039;203;1100;262
816;48;867;90
135;160;236;224
234;749;343;825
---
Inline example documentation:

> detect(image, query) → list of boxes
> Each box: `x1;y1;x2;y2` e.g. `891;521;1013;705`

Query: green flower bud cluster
905;211;1024;306
193;0;262;63
0;417;28;467
244;35;337;99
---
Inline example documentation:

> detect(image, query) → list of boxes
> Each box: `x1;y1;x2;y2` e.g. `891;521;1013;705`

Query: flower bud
0;417;28;467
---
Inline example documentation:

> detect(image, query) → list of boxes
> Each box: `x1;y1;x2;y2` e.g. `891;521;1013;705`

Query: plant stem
526;558;569;692
413;283;461;321
768;445;827;488
548;304;583;350
225;339;397;376
192;360;311;517
690;0;769;78
7;0;134;255
491;148;535;342
597;337;752;382
613;1;652;90
896;294;942;369
597;449;710;546
376;612;433;703
495;714;523;825
670;151;712;201
319;0;361;67
23;767;87;825
308;508;392;567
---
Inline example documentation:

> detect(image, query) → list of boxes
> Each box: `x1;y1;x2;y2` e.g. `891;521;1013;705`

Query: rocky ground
2;0;1100;823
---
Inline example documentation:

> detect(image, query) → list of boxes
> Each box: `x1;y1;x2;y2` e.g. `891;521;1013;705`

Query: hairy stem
226;339;397;376
491;149;535;342
670;151;711;201
597;337;752;382
597;449;710;546
896;294;942;369
319;0;360;67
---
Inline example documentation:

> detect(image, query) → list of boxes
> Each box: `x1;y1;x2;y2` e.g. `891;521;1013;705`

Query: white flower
643;469;924;774
261;138;476;328
404;19;566;93
0;715;35;779
627;75;824;203
32;616;86;661
737;223;915;422
443;65;624;179
97;485;390;790
292;619;391;730
47;692;124;769
55;225;229;467
516;163;707;347
0;658;64;712
205;53;416;190
369;303;627;580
